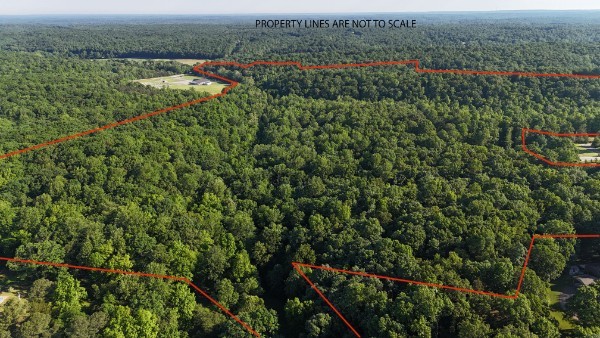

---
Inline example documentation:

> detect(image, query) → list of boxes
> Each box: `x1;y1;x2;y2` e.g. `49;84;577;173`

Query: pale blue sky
2;0;600;15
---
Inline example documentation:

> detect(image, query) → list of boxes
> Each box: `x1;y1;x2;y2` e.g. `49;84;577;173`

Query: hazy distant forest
0;13;600;338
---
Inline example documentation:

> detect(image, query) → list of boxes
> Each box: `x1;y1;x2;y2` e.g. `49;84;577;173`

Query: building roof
574;275;599;287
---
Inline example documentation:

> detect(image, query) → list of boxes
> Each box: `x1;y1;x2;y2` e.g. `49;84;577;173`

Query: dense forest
0;13;600;338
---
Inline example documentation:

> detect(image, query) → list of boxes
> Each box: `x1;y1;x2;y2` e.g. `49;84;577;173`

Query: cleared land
133;74;227;94
0;292;14;305
547;273;575;330
0;272;21;310
576;141;600;162
98;58;208;66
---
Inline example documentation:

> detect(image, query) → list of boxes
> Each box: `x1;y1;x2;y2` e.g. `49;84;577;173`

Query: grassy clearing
0;271;25;310
547;273;575;330
548;290;574;329
133;74;227;94
98;58;207;66
576;140;600;162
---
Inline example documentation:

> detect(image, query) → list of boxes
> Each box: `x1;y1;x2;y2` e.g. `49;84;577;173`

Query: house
190;78;212;86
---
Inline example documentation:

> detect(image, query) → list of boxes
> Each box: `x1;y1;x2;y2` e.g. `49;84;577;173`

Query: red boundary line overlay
522;128;600;167
292;233;600;338
0;256;260;337
1;60;599;160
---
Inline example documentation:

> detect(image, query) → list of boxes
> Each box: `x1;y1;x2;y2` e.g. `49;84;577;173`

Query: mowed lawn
98;58;208;66
133;74;227;94
546;273;575;330
576;140;600;162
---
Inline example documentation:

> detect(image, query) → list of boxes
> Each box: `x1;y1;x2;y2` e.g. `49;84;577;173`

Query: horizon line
2;9;600;16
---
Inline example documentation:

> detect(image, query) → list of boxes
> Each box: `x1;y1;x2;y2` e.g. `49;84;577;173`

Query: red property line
293;233;600;338
1;60;599;160
522;128;600;167
0;256;260;337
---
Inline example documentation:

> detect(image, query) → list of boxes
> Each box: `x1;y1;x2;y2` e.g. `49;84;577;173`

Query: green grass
548;292;574;329
575;141;600;162
547;273;575;330
133;74;227;94
97;58;208;66
0;271;25;310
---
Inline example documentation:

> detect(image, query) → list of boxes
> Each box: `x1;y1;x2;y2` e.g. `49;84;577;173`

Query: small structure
568;263;600;290
190;78;212;86
574;275;598;287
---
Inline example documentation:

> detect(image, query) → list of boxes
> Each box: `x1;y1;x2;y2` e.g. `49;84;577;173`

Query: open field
133;74;227;94
576;141;600;162
547;273;576;330
97;58;208;66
